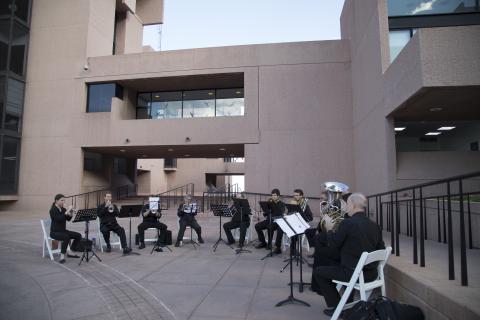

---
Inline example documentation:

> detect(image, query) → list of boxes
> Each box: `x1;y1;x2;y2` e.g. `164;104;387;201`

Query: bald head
346;193;367;216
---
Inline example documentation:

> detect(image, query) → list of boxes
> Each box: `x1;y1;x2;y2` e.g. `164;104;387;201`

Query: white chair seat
97;219;122;252
144;227;159;243
232;222;253;244
41;219;63;260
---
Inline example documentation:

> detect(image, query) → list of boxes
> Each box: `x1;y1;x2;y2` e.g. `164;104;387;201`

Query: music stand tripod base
151;230;172;254
73;209;102;266
210;204;234;252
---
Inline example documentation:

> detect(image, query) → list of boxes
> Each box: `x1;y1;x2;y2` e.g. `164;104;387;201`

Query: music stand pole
212;205;233;252
126;208;140;256
235;205;251;254
261;207;274;260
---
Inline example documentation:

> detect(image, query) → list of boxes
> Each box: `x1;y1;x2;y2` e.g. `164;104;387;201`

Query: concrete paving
0;210;329;320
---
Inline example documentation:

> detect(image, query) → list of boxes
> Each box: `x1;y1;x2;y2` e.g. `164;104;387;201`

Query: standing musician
223;193;251;247
254;188;286;254
49;194;81;263
137;201;167;250
289;189;313;254
175;195;204;247
97;192;131;254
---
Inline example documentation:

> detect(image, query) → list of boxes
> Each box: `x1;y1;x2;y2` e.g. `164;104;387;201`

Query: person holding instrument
97;192;131;254
175;195;204;247
223;193;251;247
49;194;82;264
137;201;167;250
289;189;313;255
254;188;286;254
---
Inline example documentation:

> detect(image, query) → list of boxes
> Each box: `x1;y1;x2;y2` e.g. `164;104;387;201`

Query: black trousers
138;221;167;243
177;215;201;242
223;220;250;245
255;219;283;248
100;223;127;249
50;230;82;254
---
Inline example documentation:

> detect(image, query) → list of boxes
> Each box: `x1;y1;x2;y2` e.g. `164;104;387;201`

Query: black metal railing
367;171;480;286
155;183;195;210
65;183;138;210
202;183;241;211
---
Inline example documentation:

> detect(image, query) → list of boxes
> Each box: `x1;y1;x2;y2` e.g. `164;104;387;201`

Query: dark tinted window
0;0;13;16
13;0;30;23
0;21;9;72
5;78;23;132
84;151;102;172
87;83;123;112
0;136;19;193
9;22;28;76
388;0;478;17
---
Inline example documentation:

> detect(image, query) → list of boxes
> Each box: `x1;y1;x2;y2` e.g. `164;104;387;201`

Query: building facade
1;0;479;210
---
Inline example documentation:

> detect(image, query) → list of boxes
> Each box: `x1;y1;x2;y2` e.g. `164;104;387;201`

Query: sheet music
293;212;310;229
275;213;309;238
149;197;160;210
183;203;198;214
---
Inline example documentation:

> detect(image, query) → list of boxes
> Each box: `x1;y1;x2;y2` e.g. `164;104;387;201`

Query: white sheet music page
293;212;311;229
275;218;296;238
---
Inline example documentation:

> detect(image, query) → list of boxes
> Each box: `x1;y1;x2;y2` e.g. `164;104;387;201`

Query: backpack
344;300;377;320
345;297;424;320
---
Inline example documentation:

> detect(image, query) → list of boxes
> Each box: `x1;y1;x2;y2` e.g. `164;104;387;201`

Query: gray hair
347;193;367;209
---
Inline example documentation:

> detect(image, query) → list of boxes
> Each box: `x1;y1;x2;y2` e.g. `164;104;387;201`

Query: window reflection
0;21;9;72
388;0;478;17
216;88;244;116
0;136;19;193
10;23;28;76
5;78;24;132
183;90;215;118
389;30;412;62
151;91;182;119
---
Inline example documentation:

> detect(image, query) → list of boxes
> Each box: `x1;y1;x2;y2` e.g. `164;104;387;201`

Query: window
0;21;9;72
83;151;102;172
87;83;123;113
151;91;182;119
164;158;177;168
114;157;127;174
142;24;162;51
0;0;12;16
389;29;413;62
9;22;28;76
136;93;150;119
388;0;478;17
216;88;244;116
13;0;30;23
183;90;215;118
0;78;4;128
4;78;24;131
0;136;19;193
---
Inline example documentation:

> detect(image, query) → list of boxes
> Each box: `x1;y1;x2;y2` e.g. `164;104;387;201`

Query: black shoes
273;247;282;254
106;245;111;252
154;247;163;252
265;244;272;250
198;237;205;244
255;242;267;249
323;307;343;317
67;254;79;258
59;259;66;264
138;243;145;249
227;240;235;245
122;247;132;255
174;241;181;247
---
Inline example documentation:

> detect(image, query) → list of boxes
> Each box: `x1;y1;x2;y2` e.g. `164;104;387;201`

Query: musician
97;192;131;254
254;188;286;254
49;194;82;263
223;193;251;247
311;193;385;316
289;189;313;254
137;202;167;250
175;195;204;247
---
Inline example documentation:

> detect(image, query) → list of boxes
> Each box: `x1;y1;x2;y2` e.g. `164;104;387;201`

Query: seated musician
49;194;81;264
311;193;385;317
175;195;204;247
254;188;286;254
97;192;131;254
289;189;313;254
223;193;251;247
137;200;167;250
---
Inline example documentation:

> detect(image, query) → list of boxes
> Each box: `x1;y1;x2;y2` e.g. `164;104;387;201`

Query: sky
145;0;346;51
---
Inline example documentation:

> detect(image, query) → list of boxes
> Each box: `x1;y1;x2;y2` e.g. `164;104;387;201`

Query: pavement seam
244;259;268;320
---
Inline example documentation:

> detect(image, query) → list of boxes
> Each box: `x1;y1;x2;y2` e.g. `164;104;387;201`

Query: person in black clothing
49;194;81;264
311;193;385;316
254;188;286;254
175;195;204;247
223;193;251;247
137;202;167;250
289;189;313;254
97;192;131;254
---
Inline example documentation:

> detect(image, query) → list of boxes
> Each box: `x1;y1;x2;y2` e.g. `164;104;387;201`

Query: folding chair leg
47;240;54;261
331;284;355;320
42;239;45;258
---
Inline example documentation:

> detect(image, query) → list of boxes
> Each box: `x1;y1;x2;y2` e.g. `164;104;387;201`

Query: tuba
319;181;349;232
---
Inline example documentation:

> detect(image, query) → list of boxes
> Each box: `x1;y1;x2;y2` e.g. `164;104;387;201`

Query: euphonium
319;181;349;232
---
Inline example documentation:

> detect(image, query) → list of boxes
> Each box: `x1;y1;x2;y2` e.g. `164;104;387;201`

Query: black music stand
73;209;101;266
118;204;143;256
233;198;252;255
274;214;310;308
150;228;172;254
180;203;201;249
259;201;274;260
211;204;234;252
282;204;312;292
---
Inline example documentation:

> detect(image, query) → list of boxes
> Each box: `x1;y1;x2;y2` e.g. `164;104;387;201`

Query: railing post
437;197;441;243
467;194;473;249
419;188;425;267
447;182;455;280
380;197;384;231
412;188;418;265
390;193;394;254
375;196;379;224
442;196;447;244
424;198;428;240
459;180;468;286
395;192;400;256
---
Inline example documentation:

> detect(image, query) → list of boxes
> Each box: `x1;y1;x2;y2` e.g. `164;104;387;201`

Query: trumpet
106;200;115;213
66;205;77;216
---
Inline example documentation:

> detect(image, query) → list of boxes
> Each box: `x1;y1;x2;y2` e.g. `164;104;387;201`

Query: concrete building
0;0;479;210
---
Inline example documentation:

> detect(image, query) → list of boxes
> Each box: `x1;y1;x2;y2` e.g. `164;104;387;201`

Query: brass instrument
319;182;349;232
106;200;115;213
66;205;77;216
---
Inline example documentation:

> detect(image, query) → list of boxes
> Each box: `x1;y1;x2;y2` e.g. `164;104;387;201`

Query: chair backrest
350;247;392;285
40;219;50;237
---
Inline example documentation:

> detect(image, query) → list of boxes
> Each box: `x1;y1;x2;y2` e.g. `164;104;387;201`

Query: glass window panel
389;30;411;62
9;22;28;76
4;113;19;131
0;136;19;193
87;83;116;112
136;107;149;119
0;21;10;72
151;91;182;119
0;0;13;16
182;90;215;118
388;0;477;17
0;78;4;129
142;24;162;51
13;0;29;23
6;78;24;113
216;88;244;117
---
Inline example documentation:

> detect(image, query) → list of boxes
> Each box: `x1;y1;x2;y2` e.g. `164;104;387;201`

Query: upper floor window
136;88;244;120
388;0;478;17
87;83;123;113
389;29;416;62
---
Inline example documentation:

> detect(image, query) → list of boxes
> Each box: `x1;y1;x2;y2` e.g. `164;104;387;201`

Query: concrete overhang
83;144;244;159
384;25;480;120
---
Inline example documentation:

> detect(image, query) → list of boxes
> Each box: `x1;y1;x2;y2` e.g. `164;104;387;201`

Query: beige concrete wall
137;159;168;195
114;11;143;55
86;0;115;57
136;0;164;25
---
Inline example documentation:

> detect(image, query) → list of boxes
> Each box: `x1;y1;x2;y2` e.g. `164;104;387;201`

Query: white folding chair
97;219;122;252
178;218;197;243
232;222;253;244
330;246;392;320
40;219;63;260
144;228;159;244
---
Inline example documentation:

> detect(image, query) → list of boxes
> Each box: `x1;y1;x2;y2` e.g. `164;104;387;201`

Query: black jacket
325;212;385;270
141;204;161;222
267;199;285;218
231;198;251;224
301;204;313;222
49;205;72;233
97;203;120;225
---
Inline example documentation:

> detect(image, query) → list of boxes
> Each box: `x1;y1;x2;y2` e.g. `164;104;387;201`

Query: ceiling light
235;91;241;94
425;132;441;136
120;149;126;152
167;148;174;152
142;154;148;157
229;154;235;157
208;92;214;96
394;127;406;132
429;107;443;112
438;126;455;131
184;154;190;157
154;95;160;98
219;148;226;151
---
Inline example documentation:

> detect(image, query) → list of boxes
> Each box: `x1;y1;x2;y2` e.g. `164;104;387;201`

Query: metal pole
458;180;468;286
419;188;425;267
412;188;418;265
447;182;455;280
395;192;400;256
467;194;473;249
437;197;441;243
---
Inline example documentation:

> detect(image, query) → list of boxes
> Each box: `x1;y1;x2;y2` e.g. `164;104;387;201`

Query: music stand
233;198;252;255
274;212;310;307
211;204;234;252
73;209;101;266
118;204;143;256
259;201;274;260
